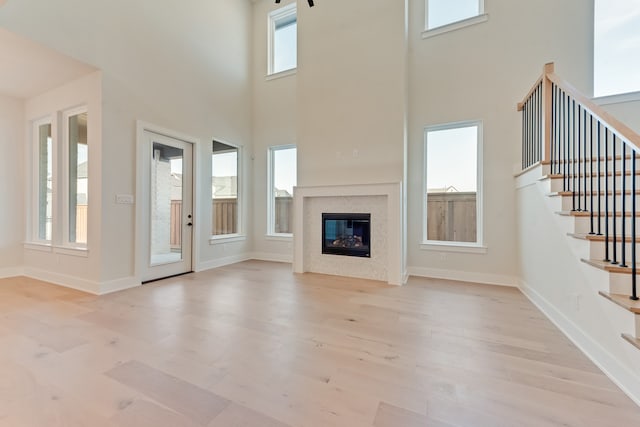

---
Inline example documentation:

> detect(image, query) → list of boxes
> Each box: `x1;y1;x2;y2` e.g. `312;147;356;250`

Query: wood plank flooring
1;260;639;426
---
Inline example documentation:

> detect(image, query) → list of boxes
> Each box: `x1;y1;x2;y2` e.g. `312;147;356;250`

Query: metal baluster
551;84;556;174
572;99;576;211
621;141;627;267
612;134;618;265
564;92;569;192
605;130;610;262
577;105;582;211
590;115;595;235
584;108;588;214
597;122;602;235
632;149;638;301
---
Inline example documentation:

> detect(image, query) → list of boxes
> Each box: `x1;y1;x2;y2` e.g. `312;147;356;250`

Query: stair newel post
597;122;602;235
612;134;618;264
621;141;627;267
633;149;639;301
605;130;610;262
590;115;595;235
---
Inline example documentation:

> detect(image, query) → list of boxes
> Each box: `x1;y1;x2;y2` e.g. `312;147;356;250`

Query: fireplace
322;213;371;258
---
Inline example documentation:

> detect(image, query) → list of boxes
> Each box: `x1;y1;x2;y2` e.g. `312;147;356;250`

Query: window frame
210;140;243;242
423;0;487;38
267;2;297;77
422;120;484;251
62;106;89;249
30;116;55;245
267;144;297;238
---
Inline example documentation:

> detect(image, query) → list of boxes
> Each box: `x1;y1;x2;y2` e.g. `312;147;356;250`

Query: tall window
67;111;88;246
425;0;484;30
212;141;239;236
35;121;53;242
594;0;640;97
424;122;481;245
268;3;297;75
268;145;297;235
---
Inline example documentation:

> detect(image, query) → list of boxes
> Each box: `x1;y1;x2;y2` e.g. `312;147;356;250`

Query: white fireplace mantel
293;182;404;285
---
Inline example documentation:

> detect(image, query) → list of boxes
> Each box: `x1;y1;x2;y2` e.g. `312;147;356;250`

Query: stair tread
548;190;640;197
622;334;640;350
599;291;640;313
569;233;640;243
581;258;638;274
545;171;640;179
558;210;635;217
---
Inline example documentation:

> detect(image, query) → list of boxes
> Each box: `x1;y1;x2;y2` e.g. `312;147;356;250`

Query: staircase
518;63;640;352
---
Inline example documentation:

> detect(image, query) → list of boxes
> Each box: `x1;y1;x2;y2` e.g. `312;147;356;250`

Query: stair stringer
516;164;640;406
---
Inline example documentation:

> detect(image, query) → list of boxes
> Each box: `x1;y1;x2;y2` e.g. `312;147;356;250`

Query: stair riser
589;242;640;264
636;316;640;340
609;273;637;295
549;175;640;193
559;195;639;211
573;217;640;234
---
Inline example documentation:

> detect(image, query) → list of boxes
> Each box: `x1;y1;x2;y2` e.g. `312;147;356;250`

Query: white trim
196;254;252;272
54;246;89;257
0;267;24;279
265;68;296;81
423;120;483;246
29;116;54;245
594;91;640;106
408;266;517;287
209;235;247;245
251;252;293;263
265;234;293;242
419;242;488;254
99;276;140;295
23;267;100;294
24;242;53;252
519;279;640;407
267;2;297;76
422;14;488;39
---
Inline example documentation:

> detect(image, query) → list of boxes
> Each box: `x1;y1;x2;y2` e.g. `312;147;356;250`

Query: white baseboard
407;266;518;287
23;267;101;295
100;276;140;294
196;253;252;272
519;280;640;407
250;252;293;264
0;266;24;279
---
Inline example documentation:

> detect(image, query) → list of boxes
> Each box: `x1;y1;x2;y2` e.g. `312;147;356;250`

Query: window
212;141;239;236
424;122;482;246
268;3;297;75
594;0;640;97
66;110;88;246
425;0;484;31
268;145;297;235
34;120;53;242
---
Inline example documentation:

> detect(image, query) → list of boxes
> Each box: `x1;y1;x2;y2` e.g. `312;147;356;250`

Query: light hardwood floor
1;260;639;426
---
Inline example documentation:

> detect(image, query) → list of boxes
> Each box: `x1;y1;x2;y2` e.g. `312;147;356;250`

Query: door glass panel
150;142;184;265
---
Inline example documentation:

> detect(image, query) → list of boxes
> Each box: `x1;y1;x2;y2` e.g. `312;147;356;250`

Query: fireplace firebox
322;213;371;258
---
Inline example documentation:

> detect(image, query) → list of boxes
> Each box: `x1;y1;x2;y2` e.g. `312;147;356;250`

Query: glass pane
594;0;640;96
151;142;184;265
68;112;88;244
212;142;238;235
273;147;296;234
274;18;297;73
38;123;52;241
426;126;477;243
428;0;480;29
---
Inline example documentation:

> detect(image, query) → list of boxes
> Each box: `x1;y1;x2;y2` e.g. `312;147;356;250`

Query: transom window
425;0;484;30
268;3;297;75
594;0;640;97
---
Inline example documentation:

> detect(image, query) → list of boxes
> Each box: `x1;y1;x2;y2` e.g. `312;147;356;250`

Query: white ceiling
0;27;97;99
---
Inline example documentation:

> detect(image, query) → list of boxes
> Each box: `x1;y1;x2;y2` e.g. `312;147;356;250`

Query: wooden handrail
517;76;543;111
546;72;640;152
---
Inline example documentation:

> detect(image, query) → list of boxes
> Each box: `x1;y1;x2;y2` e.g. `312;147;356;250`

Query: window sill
266;68;296;81
209;234;246;245
422;14;489;39
420;242;487;254
265;234;293;242
24;242;89;257
594;90;640;106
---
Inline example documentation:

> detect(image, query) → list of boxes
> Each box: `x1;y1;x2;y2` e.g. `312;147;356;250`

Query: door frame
135;120;200;284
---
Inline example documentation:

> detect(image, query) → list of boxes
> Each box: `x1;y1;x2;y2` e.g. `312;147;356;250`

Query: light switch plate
116;194;135;204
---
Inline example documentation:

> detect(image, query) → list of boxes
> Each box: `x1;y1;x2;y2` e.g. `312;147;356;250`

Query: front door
140;130;193;282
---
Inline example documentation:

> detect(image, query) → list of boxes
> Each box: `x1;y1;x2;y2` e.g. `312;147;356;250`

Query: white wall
251;0;298;261
600;100;640;136
0;0;253;286
0;94;24;276
406;0;593;285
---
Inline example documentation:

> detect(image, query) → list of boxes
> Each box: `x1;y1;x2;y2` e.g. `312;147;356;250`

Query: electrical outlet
115;194;134;204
